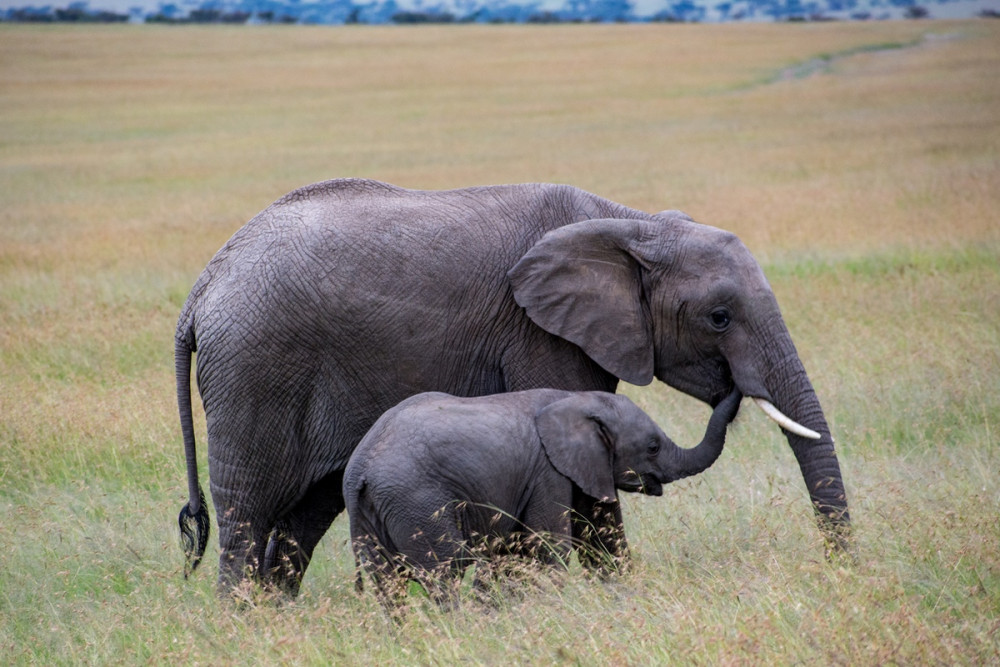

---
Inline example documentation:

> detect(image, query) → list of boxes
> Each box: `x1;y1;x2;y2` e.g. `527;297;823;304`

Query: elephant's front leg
572;497;630;578
466;496;573;604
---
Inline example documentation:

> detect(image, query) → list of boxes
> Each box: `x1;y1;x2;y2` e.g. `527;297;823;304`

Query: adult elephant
176;178;849;597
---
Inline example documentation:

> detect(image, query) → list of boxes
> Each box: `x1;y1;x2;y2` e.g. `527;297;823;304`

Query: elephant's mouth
660;358;734;408
619;473;663;497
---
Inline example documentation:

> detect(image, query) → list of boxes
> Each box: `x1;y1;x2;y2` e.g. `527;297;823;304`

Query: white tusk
753;398;822;440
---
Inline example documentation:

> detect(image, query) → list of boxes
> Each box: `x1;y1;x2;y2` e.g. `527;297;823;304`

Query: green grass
2;20;999;664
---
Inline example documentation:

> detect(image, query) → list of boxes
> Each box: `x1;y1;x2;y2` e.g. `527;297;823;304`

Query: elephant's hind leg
215;508;271;601
350;495;411;610
262;470;346;597
392;508;470;608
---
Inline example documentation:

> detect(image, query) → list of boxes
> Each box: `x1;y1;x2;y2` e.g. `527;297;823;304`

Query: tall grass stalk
1;21;998;664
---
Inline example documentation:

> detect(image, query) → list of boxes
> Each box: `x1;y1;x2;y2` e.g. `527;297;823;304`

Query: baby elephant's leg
350;496;411;610
352;532;410;610
572;499;630;577
469;498;574;603
391;503;469;608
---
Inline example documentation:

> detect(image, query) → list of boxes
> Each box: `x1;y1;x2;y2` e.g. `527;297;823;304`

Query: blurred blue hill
2;0;997;26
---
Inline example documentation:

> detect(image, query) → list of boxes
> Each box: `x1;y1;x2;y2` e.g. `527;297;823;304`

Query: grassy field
2;20;999;664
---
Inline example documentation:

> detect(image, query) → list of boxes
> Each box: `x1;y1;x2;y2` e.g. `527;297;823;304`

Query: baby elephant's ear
535;393;618;502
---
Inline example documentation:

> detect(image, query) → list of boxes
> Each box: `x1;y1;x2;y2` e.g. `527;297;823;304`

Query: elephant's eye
647;441;661;456
710;308;732;332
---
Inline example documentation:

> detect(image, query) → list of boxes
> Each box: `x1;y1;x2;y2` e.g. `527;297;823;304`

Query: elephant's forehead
682;226;769;285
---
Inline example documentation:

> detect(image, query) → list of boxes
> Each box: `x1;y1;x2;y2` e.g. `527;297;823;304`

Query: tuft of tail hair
176;330;209;579
179;488;210;578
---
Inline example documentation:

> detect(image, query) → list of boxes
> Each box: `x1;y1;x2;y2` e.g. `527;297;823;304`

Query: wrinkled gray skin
344;388;742;606
176;178;849;597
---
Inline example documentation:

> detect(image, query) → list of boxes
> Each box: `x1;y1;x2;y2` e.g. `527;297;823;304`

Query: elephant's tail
176;333;209;578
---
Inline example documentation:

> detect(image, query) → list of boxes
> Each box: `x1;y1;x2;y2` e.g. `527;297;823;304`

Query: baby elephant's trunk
671;389;743;480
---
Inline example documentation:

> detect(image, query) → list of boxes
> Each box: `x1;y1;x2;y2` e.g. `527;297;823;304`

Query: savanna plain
1;19;998;665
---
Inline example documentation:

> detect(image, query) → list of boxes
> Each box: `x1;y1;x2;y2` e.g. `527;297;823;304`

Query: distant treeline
0;10;634;22
4;2;999;24
4;6;130;20
1;8;670;22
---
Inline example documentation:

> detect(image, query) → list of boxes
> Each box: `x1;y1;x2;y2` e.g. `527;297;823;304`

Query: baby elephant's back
344;390;570;523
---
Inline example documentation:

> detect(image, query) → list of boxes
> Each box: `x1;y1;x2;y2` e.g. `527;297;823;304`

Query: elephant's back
212;178;643;272
185;178;648;319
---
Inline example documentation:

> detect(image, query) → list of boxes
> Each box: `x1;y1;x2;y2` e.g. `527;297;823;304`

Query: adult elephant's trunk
772;373;850;552
742;326;851;554
671;388;742;480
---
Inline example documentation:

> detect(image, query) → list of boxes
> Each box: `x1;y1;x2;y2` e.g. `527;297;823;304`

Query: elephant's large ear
536;393;617;502
508;219;654;386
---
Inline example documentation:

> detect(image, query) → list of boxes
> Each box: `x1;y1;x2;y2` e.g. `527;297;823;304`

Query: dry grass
1;20;998;664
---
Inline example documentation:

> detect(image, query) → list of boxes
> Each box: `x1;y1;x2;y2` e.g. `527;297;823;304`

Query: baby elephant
343;388;742;606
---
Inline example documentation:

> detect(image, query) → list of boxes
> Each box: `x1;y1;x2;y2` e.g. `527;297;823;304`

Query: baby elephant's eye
647;441;661;456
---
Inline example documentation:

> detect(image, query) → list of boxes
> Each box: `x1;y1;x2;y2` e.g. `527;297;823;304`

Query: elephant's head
509;215;850;548
535;390;740;501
